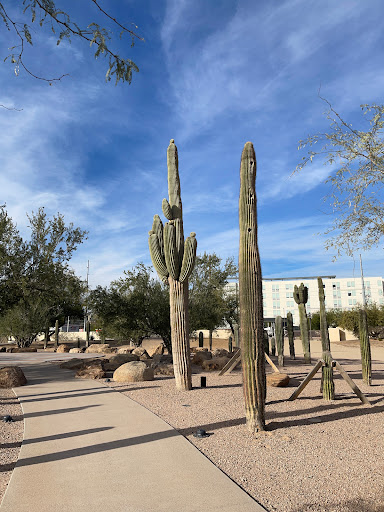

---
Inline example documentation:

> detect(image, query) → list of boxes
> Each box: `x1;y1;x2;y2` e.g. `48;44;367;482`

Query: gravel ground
106;356;384;512
0;389;23;503
1;341;384;512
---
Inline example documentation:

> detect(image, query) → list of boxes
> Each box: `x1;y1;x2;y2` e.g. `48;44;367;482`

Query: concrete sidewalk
1;363;266;512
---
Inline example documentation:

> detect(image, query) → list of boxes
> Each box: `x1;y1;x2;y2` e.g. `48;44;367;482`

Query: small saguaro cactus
228;335;233;352
270;336;276;356
275;316;284;367
233;323;240;348
318;277;334;400
209;330;213;351
86;320;91;347
293;283;311;364
358;309;372;385
54;319;59;347
239;141;266;433
148;139;197;391
198;331;204;348
263;330;269;355
287;311;295;359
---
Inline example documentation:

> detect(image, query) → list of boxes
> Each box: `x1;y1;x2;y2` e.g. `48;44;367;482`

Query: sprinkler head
193;428;211;438
105;378;110;382
3;415;13;423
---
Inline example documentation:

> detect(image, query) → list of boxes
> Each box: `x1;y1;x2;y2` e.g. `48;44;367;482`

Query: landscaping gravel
1;341;383;511
106;356;384;512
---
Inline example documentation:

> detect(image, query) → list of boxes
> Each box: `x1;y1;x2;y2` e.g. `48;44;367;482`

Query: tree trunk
209;329;213;351
359;309;372;385
44;327;49;349
169;277;192;390
54;319;59;347
86;320;90;348
298;304;311;363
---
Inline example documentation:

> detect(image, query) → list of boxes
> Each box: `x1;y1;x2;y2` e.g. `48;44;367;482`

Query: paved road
0;359;266;512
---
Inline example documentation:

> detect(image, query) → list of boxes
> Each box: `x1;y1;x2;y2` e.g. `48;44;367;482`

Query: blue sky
1;0;384;288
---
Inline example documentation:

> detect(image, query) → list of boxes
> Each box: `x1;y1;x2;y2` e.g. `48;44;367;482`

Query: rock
56;344;71;353
192;351;212;365
0;347;6;352
69;348;83;353
59;358;86;370
212;348;230;358
85;344;110;353
103;353;140;371
266;373;290;387
75;360;106;379
149;344;165;357
0;366;27;388
139;352;151;360
44;347;57;352
6;347;37;353
202;356;230;371
153;363;174;376
113;361;154;383
191;347;208;353
132;347;148;357
116;346;135;354
102;347;117;354
152;354;173;365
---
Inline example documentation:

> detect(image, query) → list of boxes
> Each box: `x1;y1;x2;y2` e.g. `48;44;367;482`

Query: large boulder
192;351;212;366
147;344;165;357
104;353;140;371
212;348;230;358
153;363;174;376
75;360;106;379
44;347;57;352
113;361;154;383
0;366;27;388
202;356;230;371
56;344;71;353
116;346;135;354
69;348;84;353
267;373;290;387
85;344;110;354
132;347;150;358
59;358;89;370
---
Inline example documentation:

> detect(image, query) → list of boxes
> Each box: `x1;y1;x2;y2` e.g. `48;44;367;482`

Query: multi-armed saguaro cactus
239;141;266;432
318;277;334;400
358;309;372;385
275;315;284;367
293;283;311;363
287;311;295;359
148;139;197;391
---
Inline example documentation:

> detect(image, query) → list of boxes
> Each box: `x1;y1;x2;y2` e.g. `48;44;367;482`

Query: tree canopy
0;206;87;346
296;97;384;256
189;252;238;335
0;0;143;85
89;263;171;350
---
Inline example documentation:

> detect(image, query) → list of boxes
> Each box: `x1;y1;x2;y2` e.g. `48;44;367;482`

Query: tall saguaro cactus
293;283;311;363
287;312;295;359
239;141;266;433
318;277;334;400
148;139;197;391
358;309;372;385
275;315;284;367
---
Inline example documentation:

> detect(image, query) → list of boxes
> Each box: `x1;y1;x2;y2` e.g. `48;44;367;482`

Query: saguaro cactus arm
179;233;197;283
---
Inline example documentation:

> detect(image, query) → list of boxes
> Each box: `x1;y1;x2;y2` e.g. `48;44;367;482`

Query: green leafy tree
189;252;237;335
0;207;87;346
89;263;172;350
296;97;384;256
0;1;143;85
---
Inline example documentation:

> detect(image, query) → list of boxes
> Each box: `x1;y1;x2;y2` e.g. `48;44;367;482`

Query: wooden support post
288;360;323;401
334;361;371;405
265;353;280;373
219;349;241;376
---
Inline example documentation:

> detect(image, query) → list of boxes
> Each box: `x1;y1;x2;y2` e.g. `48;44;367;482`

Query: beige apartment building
227;275;384;327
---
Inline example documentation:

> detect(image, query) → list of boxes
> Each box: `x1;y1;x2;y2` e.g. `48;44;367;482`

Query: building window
272;284;279;291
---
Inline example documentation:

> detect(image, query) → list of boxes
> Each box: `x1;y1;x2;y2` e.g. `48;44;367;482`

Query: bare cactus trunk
359;309;372;385
239;142;266;433
169;277;191;390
